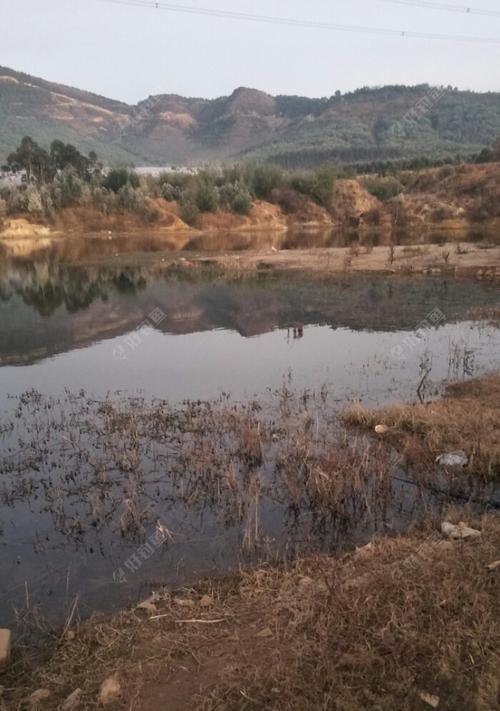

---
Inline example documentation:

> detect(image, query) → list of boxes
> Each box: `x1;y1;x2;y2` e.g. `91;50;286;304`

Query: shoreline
2;374;500;710
1;228;500;281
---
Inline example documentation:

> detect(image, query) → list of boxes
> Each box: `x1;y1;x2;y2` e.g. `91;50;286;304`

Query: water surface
0;240;499;628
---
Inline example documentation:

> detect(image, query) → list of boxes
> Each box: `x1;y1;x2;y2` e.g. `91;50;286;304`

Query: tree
7;136;50;183
103;169;140;193
50;140;90;179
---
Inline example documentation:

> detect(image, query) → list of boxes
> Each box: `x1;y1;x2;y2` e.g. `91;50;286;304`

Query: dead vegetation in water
0;388;398;573
2;510;499;711
341;374;500;482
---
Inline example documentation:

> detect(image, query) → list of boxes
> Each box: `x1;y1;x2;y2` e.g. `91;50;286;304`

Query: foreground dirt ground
3;514;499;711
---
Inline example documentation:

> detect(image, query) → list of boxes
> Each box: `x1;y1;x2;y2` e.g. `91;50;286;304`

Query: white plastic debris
435;451;468;467
374;424;390;435
441;521;481;540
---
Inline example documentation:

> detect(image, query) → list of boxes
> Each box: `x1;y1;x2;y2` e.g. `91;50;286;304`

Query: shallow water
0;243;499;628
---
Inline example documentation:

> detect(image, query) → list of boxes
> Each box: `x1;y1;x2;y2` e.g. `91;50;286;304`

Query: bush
362;176;403;201
231;187;252;215
51;167;85;208
118;185;146;214
290;167;337;208
195;181;219;213
180;200;200;227
161;182;180;202
245;164;282;200
103;169;140;194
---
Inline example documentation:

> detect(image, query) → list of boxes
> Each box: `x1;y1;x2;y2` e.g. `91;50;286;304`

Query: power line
99;0;500;43
379;0;500;18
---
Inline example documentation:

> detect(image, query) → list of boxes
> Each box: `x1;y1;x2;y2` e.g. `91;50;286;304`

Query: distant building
0;169;28;189
134;165;200;177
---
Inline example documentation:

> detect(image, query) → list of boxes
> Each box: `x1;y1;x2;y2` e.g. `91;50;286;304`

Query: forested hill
1;66;500;167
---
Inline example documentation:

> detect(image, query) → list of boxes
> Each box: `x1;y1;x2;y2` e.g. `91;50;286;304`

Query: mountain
1;66;500;167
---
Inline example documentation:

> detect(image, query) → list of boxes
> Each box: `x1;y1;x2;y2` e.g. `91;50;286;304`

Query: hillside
1;66;500;167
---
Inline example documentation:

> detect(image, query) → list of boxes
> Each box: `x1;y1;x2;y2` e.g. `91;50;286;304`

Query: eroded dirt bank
2;160;500;242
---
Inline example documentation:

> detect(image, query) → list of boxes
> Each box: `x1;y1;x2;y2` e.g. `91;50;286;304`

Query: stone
435;451;468;467
441;521;481;540
298;576;314;587
0;629;11;668
256;627;273;638
28;689;51;705
61;688;82;710
174;598;195;608
136;598;157;613
98;674;122;705
374;424;390;435
419;690;440;708
354;541;375;557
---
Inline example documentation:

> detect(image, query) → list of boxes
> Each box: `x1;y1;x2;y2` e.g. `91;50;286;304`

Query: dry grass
340;374;500;482
2;511;499;711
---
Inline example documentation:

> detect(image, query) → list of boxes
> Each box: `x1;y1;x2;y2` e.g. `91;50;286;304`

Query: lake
0;234;499;628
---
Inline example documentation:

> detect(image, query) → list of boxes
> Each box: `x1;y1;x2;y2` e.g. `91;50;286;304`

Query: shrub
118;185;146;214
103;169;140;194
51;167;85;208
231;187;252;215
245;164;282;200
362;176;403;201
180;200;200;227
290;167;337;208
161;182;180;202
195;181;219;212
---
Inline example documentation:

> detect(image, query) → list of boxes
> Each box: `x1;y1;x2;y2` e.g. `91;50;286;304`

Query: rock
435;451;468;467
136;598;157;613
419;690;440;707
374;424;390;435
0;629;11;668
441;521;481;540
174;598;195;608
256;627;273;638
61;688;82;710
486;560;500;572
298;576;314;587
98;674;122;705
199;595;214;608
28;688;51;705
354;541;375;557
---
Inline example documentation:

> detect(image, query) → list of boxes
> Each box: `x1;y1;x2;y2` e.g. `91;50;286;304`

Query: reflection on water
0;243;499;627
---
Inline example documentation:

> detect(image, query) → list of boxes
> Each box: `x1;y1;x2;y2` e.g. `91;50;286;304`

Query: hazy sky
3;0;500;102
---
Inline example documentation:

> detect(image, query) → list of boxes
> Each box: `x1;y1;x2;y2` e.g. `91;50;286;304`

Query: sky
2;0;500;103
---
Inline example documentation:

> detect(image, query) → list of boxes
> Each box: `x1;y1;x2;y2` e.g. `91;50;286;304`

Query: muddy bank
342;374;500;483
193;242;500;280
3;511;499;711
